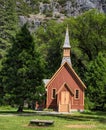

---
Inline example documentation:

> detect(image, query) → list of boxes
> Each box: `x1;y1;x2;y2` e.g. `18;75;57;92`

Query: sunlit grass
0;109;106;130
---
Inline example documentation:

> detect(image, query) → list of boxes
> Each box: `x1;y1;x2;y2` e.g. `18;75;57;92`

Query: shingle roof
63;27;71;48
61;57;71;66
43;79;50;86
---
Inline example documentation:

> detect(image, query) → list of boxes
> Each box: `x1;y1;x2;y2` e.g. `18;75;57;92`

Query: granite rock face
37;0;106;15
65;0;105;16
19;0;106;32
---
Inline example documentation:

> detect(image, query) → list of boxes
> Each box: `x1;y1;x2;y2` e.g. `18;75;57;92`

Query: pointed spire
63;25;71;48
61;26;72;66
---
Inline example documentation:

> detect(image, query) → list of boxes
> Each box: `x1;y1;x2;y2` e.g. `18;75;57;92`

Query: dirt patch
66;124;96;128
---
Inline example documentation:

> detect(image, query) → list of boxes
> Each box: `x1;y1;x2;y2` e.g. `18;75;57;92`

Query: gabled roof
45;62;86;89
56;82;74;95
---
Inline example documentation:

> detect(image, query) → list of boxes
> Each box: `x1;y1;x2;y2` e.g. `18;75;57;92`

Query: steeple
61;26;72;66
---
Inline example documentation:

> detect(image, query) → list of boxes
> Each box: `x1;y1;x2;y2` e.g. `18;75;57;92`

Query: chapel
38;27;86;112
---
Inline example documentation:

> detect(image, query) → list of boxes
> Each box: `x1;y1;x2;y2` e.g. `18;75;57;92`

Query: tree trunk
17;105;23;112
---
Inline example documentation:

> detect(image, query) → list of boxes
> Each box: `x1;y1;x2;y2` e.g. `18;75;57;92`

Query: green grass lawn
0;109;106;130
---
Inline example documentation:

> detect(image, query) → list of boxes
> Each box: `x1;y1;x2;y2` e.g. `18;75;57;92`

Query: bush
84;97;95;110
0;105;14;110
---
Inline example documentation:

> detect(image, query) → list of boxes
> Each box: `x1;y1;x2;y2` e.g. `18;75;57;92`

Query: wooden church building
40;27;86;112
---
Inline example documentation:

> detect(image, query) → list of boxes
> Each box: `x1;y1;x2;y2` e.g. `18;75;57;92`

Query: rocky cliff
18;0;106;32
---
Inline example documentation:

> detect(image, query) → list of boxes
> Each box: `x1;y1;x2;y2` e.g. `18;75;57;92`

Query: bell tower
61;27;72;66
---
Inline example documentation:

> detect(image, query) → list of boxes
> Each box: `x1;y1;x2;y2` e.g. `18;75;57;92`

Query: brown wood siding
46;64;84;111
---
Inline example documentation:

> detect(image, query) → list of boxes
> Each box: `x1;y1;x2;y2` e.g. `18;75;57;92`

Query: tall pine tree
1;24;45;112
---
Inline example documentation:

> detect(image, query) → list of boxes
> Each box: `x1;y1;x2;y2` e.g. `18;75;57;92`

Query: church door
59;91;70;112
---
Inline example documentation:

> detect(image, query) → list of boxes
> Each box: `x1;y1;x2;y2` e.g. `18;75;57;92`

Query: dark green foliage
41;0;50;3
0;74;4;105
44;22;64;77
16;0;40;15
0;0;18;67
85;52;106;110
16;0;32;15
35;21;64;77
1;24;45;111
75;10;106;61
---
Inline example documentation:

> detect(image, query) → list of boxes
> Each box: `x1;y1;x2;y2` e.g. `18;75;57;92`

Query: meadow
0;107;106;130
